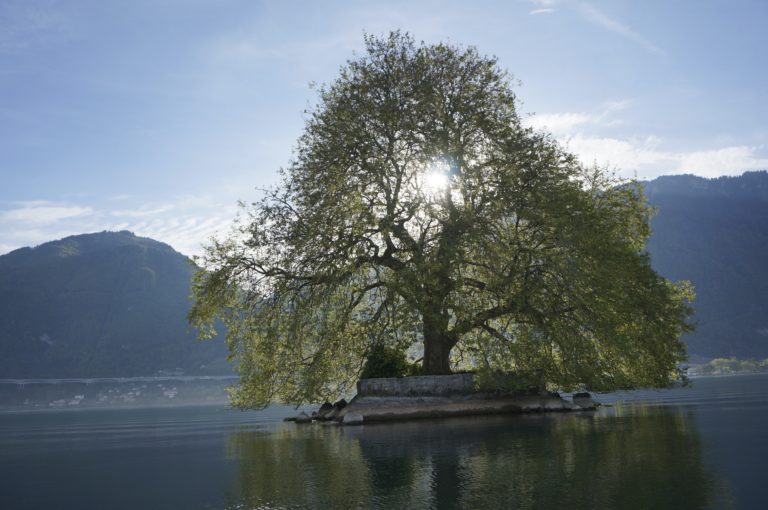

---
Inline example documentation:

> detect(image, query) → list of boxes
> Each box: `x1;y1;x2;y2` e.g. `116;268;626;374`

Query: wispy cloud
525;0;665;56
207;32;361;66
528;0;561;6
527;0;560;13
0;0;70;54
0;197;240;257
524;99;629;136
577;3;666;56
116;214;236;258
209;40;287;62
110;204;175;218
0;201;93;225
107;194;134;202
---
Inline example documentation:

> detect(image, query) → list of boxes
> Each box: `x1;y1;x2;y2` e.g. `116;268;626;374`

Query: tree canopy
190;32;693;408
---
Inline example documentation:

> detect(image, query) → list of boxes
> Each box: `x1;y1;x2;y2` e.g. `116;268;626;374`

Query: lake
1;374;766;509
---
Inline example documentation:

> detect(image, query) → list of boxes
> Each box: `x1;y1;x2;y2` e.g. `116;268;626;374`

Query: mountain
0;231;229;378
2;172;766;377
645;171;768;360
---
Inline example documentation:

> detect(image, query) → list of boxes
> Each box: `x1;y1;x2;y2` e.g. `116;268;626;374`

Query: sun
423;171;449;194
420;160;451;196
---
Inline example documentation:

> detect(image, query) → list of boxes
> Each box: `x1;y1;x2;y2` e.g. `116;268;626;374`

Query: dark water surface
2;375;766;509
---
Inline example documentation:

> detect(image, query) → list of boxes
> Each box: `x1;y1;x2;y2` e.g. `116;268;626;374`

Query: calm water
1;375;767;509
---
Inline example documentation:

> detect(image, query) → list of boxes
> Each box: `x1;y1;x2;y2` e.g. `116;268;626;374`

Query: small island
189;32;693;414
287;373;598;426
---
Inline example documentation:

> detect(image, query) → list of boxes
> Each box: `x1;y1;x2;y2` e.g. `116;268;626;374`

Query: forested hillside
646;171;768;360
0;231;228;377
1;171;766;377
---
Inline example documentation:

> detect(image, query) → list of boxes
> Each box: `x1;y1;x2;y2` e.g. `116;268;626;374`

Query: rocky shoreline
286;374;599;426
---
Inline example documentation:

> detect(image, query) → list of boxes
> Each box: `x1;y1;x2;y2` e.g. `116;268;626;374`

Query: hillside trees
190;32;693;408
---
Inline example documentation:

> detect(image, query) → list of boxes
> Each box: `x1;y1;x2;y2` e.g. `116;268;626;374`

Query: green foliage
695;357;766;375
360;343;412;379
190;32;694;408
473;368;546;394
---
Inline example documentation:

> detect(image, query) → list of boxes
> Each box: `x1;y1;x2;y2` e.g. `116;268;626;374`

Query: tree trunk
423;329;453;375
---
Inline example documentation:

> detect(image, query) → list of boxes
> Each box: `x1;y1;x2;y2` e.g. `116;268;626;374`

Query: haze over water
1;374;765;509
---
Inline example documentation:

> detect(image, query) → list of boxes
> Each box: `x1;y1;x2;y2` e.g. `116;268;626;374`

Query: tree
190;32;694;408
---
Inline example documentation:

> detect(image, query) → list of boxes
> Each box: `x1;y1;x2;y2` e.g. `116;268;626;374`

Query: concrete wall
357;373;476;397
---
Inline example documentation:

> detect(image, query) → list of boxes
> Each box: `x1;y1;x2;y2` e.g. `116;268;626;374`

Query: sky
1;0;767;257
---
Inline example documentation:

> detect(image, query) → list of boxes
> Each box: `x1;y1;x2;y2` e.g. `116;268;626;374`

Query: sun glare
423;171;449;194
420;160;452;196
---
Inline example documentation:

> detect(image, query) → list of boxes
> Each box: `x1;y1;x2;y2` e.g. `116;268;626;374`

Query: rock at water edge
295;411;312;424
316;402;334;420
328;398;349;421
343;412;364;425
572;392;597;410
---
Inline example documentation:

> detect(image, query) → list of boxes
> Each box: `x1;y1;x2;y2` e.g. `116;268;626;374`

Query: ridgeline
1;171;767;378
646;170;768;360
0;231;228;378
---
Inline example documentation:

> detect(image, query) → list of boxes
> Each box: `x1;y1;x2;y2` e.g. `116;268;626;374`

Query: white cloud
678;146;768;178
526;112;597;136
530;8;555;15
566;135;672;176
526;101;768;179
565;135;768;179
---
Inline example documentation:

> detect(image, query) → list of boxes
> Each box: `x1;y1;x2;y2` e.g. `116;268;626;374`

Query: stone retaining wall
356;373;476;397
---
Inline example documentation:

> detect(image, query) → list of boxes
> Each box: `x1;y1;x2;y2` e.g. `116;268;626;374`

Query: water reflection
226;425;372;509
226;407;728;509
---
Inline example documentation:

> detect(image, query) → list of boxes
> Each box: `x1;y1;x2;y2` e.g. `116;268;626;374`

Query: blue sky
1;0;767;256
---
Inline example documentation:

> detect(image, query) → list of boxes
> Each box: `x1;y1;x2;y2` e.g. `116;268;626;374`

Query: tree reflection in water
226;406;729;509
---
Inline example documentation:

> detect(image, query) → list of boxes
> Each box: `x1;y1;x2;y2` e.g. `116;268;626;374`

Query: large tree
190;32;693;408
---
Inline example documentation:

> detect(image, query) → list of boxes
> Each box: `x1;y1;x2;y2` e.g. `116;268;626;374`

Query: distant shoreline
688;371;768;380
0;376;236;412
0;375;238;385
